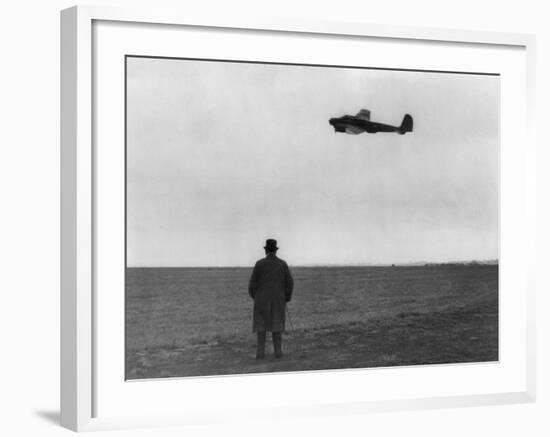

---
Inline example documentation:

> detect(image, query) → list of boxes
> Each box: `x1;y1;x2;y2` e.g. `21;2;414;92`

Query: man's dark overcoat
248;253;294;333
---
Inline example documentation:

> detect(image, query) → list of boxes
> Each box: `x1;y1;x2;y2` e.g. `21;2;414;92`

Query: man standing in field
248;239;294;359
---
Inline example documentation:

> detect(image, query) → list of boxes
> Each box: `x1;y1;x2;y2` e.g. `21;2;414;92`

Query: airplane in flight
329;109;413;135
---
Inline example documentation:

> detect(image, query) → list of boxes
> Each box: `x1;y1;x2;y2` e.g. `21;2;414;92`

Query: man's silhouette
248;239;294;359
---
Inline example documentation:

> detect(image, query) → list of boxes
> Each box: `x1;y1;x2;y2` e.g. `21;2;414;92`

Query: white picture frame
60;5;536;432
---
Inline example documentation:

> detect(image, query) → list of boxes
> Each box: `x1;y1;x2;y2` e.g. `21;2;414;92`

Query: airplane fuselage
329;116;401;134
329;112;413;135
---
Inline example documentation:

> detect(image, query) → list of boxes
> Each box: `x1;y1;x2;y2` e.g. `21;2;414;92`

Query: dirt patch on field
126;301;498;379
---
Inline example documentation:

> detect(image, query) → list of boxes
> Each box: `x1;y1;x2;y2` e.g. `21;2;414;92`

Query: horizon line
126;258;499;269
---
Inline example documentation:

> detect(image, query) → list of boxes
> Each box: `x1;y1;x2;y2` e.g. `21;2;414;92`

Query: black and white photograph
124;56;499;380
2;0;547;434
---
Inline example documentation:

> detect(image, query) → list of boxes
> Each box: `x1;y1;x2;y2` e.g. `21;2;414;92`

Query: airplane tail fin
398;114;413;134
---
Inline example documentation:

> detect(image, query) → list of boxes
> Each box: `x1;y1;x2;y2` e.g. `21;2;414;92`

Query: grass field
125;265;498;379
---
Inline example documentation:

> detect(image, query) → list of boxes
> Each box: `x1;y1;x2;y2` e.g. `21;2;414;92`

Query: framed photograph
61;5;536;432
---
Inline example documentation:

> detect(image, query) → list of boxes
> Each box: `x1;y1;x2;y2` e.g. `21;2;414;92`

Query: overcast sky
126;57;499;267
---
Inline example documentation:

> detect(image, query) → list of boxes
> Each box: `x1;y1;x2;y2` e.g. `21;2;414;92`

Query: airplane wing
345;125;365;135
355;109;371;121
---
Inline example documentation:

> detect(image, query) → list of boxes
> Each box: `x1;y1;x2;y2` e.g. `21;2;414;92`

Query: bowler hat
264;239;278;252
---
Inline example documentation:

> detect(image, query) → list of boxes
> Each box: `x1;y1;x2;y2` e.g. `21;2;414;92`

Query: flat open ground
125;265;498;379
